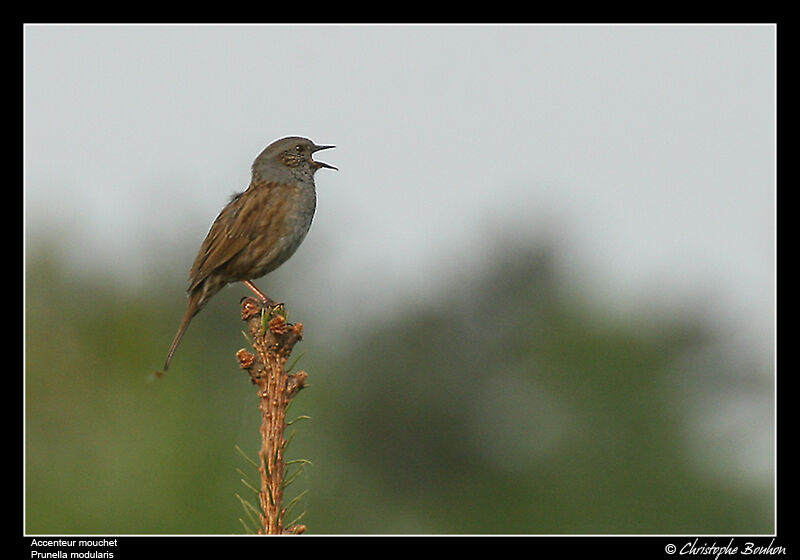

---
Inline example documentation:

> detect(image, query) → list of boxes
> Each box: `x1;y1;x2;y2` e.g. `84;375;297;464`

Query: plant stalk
237;297;307;535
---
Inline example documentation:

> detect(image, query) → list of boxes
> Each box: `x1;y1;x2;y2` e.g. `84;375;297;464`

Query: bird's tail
163;290;202;372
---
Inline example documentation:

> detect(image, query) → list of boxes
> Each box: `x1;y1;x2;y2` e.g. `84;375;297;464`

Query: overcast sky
24;24;775;360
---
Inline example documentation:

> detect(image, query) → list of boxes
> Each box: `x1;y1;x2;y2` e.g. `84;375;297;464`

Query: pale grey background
24;24;775;483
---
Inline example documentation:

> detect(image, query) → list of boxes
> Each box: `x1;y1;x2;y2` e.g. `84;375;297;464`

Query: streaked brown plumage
163;136;336;371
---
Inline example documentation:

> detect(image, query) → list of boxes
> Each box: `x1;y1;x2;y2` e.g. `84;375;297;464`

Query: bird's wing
188;192;253;291
187;183;293;292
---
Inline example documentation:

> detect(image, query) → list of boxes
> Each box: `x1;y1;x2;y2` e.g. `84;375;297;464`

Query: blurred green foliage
24;241;773;534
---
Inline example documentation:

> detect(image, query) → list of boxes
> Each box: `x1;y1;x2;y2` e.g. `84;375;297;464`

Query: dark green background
24;239;773;535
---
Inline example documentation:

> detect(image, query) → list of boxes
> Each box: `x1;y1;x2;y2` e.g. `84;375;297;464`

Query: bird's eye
295;144;304;153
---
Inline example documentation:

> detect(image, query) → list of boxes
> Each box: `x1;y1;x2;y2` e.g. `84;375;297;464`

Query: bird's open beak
311;144;337;170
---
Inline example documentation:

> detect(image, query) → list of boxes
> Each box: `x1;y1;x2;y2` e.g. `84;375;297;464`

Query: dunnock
163;136;336;371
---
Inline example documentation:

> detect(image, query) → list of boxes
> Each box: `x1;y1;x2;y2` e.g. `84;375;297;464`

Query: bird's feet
242;280;282;308
239;295;285;314
266;301;286;318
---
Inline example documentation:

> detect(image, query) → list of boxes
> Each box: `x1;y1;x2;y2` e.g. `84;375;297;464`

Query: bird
162;136;336;371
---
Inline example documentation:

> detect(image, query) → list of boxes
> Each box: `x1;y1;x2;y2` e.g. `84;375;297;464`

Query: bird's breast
251;183;317;276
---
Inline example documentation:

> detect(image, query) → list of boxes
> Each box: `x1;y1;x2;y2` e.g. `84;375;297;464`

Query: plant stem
237;297;308;535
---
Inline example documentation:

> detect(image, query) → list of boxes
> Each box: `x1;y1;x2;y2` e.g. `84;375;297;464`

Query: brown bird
163;136;336;371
